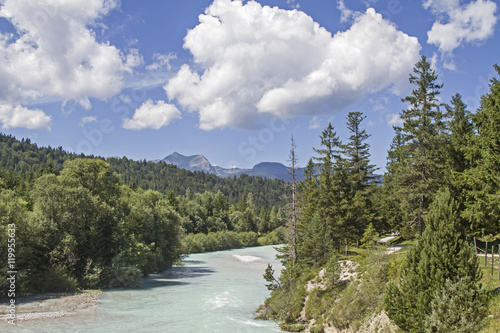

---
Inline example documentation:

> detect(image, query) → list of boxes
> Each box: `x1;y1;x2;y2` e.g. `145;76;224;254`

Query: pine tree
344;112;378;244
462;65;500;236
379;129;406;234
298;212;330;266
384;188;483;332
445;93;474;174
297;158;318;227
313;123;347;250
390;56;446;235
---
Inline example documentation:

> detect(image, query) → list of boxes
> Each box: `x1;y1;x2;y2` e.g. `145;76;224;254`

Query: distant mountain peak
159;152;304;181
162;152;214;174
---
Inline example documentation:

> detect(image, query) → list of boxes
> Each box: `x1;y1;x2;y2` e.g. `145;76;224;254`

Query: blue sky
0;0;498;173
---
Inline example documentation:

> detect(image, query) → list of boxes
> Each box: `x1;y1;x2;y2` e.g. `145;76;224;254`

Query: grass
479;256;500;333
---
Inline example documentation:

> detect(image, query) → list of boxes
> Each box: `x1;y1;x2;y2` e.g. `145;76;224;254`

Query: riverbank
0;290;102;322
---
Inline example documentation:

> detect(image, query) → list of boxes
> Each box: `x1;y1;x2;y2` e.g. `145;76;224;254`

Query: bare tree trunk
288;136;298;264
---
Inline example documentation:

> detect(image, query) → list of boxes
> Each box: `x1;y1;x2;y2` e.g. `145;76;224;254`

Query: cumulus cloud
0;105;52;130
165;0;420;130
122;99;181;130
79;116;98;127
0;0;141;129
425;0;498;54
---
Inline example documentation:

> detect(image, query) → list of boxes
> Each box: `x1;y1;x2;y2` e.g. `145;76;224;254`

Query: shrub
106;265;142;288
424;278;487;333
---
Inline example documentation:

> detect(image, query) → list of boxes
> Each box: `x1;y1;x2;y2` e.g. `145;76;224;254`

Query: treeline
0;133;287;212
261;57;500;332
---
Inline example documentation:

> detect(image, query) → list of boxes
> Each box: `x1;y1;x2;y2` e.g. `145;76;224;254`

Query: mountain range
155;152;304;181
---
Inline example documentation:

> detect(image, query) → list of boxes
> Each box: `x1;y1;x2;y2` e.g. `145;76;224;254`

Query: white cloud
0;0;140;111
122;99;181;130
165;0;420;130
308;115;322;129
146;52;177;71
425;0;498;54
79;116;98;127
337;0;355;22
0;105;51;130
386;113;403;126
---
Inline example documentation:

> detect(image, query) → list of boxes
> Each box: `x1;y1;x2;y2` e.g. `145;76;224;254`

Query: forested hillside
261;57;500;332
0;134;287;211
0;135;289;296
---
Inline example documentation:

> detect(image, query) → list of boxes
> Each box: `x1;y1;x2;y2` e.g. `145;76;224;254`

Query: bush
82;260;103;289
280;322;306;332
106;265;142;288
37;265;78;293
424;278;487;333
182;231;259;254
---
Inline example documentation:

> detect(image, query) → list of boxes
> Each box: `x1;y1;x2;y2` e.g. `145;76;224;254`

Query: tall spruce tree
446;93;474;174
390;56;446;235
462;65;500;236
379;129;405;233
344;112;378;244
313;123;346;251
297;158;318;227
384;188;483;332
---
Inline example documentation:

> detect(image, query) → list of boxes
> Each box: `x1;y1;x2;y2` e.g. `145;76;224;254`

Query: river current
11;246;282;333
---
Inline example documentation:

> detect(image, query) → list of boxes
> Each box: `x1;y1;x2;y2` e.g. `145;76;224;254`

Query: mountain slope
160;152;304;181
162;152;217;174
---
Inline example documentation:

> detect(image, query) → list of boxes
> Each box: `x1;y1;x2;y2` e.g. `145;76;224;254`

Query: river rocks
0;290;102;323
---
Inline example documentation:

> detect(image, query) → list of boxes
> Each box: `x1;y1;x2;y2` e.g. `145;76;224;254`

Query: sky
0;0;498;173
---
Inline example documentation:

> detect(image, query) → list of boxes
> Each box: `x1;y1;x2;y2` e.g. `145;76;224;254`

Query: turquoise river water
6;246;283;333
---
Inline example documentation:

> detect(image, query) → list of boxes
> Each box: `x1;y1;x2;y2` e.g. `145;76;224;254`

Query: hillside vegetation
260;57;500;332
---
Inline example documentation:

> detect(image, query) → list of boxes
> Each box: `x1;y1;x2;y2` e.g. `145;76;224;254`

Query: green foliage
263;264;281;291
424;278;487;333
279;322;306;332
0;158;185;295
105;265;143;289
32;265;78;293
344;112;379;242
182;230;259;254
361;223;379;247
258;226;286;246
461;65;500;236
387;55;447;235
262;263;309;323
384;188;484;332
298;213;330;266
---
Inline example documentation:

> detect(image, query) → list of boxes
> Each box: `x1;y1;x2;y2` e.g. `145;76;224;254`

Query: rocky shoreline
0;290;102;322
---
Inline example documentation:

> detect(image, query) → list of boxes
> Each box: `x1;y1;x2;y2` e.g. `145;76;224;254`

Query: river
10;246;282;333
